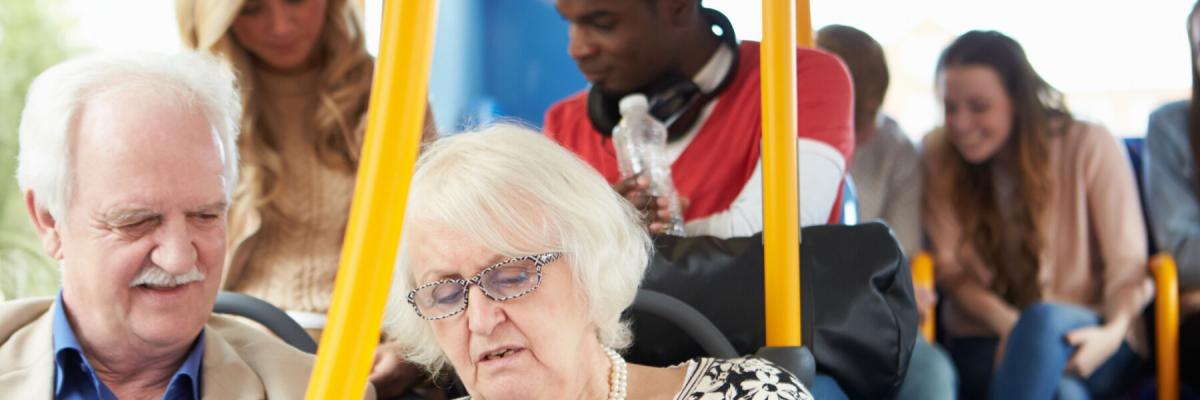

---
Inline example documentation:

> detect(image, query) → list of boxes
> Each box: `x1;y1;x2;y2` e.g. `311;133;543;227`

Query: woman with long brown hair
175;0;434;396
1145;1;1200;393
923;30;1150;398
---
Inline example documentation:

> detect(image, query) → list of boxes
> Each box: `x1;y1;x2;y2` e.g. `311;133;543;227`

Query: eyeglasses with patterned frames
407;252;562;320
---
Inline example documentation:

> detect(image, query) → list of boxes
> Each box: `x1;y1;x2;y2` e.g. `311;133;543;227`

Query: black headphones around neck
586;8;740;137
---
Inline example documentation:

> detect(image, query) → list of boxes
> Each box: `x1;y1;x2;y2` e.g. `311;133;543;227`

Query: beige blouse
923;121;1153;352
223;69;357;314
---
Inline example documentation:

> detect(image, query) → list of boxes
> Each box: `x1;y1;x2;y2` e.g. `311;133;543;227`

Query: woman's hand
914;284;938;324
369;341;424;398
993;333;1008;368
1064;322;1126;377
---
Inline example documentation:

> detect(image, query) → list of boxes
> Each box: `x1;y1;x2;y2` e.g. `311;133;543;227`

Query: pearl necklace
604;347;628;400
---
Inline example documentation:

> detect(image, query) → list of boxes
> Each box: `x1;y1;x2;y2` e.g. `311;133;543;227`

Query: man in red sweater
546;0;854;237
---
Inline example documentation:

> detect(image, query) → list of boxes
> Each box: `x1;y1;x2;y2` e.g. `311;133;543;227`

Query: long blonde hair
176;0;373;207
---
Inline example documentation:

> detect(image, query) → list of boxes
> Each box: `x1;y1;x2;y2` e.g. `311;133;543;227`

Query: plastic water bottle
612;94;686;236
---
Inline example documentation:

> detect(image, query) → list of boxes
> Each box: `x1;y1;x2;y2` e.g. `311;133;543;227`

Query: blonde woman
176;0;434;396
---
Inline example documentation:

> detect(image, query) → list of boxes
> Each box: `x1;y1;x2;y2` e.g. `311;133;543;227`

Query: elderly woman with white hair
387;124;810;399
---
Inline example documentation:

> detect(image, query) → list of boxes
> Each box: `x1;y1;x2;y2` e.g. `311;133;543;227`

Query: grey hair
16;51;242;220
385;124;652;374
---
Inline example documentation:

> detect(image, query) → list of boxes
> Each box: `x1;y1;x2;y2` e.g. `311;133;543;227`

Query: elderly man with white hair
0;52;335;399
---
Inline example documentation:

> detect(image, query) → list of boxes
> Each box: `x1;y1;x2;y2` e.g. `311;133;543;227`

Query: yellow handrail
761;0;802;347
304;0;439;398
794;0;813;47
1152;253;1179;400
911;251;936;343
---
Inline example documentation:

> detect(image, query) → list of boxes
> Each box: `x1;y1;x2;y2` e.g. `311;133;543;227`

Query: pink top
923;121;1152;351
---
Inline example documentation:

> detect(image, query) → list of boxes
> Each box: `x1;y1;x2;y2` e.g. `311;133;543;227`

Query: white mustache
129;265;206;288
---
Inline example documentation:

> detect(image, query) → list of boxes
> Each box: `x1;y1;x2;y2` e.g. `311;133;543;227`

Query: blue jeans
896;339;957;400
947;303;1141;400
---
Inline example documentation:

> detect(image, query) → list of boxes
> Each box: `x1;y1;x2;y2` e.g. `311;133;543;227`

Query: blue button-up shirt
53;293;205;400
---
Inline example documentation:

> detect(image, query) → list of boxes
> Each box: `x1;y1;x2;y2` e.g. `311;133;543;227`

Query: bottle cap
618;94;650;116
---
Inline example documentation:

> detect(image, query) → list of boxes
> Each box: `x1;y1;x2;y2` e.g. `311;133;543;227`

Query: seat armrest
1152;253;1179;400
911;251;936;343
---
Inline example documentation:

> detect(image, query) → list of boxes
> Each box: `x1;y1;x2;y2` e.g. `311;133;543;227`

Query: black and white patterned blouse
672;357;812;400
452;356;811;400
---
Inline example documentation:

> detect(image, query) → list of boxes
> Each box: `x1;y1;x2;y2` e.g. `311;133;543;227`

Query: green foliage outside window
0;0;80;299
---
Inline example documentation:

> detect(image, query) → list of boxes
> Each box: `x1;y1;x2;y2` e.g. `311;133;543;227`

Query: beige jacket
0;297;373;399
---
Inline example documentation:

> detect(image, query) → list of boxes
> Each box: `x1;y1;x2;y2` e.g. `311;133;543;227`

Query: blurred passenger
815;25;920;256
1145;0;1200;391
816;24;956;400
924;30;1150;399
176;0;433;395
386;124;811;400
0;52;333;398
546;0;854;237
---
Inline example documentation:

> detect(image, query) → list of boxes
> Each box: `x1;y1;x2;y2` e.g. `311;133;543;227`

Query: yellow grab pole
761;0;802;347
1152;254;1179;400
794;0;813;47
911;252;936;342
305;0;438;398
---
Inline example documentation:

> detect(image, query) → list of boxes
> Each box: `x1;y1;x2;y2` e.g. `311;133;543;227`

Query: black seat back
214;291;318;353
630;289;738;358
